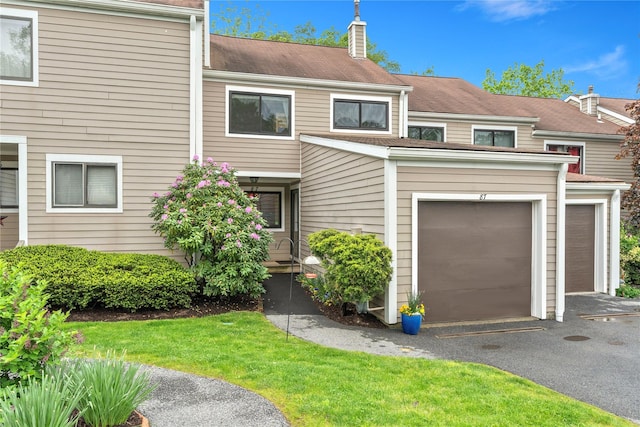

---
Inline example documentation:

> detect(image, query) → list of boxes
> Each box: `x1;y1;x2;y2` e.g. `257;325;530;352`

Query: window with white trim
226;86;294;138
330;94;392;133
473;127;516;147
46;154;122;213
0;7;38;86
546;143;584;174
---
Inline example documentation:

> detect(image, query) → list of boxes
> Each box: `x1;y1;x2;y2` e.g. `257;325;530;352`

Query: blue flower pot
401;313;422;335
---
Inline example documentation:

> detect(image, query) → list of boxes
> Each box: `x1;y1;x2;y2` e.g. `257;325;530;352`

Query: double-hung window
0;7;38;86
228;87;293;137
46;154;122;213
473;127;516;148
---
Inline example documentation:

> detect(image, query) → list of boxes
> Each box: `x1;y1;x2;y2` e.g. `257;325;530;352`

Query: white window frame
0;7;39;87
407;121;447;142
544;140;586;174
471;125;517;148
242;186;285;233
225;85;295;140
46;154;123;213
330;93;392;135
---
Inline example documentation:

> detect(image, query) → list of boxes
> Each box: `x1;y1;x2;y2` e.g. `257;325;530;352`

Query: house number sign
479;193;488;200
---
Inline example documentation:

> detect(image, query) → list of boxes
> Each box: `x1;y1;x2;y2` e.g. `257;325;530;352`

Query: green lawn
65;312;633;426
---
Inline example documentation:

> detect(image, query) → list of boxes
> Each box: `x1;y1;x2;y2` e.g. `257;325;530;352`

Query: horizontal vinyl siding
416;119;536;150
395;166;558;316
301;143;385;242
1;6;192;255
599;111;629;127
202;81;401;173
584;140;633;182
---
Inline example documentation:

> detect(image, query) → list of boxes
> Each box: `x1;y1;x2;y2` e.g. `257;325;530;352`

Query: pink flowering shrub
0;261;81;389
150;157;273;297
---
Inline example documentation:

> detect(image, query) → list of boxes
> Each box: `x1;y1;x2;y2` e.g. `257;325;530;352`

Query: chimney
348;0;367;59
579;85;599;116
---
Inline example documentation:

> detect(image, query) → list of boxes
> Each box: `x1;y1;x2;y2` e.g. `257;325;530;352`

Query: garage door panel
418;201;532;323
565;205;595;293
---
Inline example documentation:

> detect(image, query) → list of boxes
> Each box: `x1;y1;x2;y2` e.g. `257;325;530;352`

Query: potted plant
399;293;424;335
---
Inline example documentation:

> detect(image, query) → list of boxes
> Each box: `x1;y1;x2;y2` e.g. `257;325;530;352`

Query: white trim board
0;135;28;244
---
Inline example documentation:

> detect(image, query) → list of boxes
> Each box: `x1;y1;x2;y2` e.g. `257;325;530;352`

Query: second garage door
565;205;595;293
418;201;532;323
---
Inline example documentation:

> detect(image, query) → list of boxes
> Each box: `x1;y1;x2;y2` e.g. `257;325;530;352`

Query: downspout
555;163;568;322
189;15;203;161
610;189;621;296
204;0;211;68
398;90;405;138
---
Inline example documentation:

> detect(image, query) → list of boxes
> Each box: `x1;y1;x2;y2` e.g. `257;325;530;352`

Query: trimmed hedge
0;245;197;311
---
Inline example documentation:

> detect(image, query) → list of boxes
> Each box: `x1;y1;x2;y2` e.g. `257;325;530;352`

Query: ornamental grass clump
0;261;81;389
399;292;425;317
64;351;155;427
150;156;273;297
0;370;84;427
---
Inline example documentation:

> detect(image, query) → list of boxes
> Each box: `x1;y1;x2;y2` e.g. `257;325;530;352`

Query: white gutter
410;111;540;125
533;129;624;142
598;107;634;125
555;163;568;322
566;182;631;192
204;0;211;68
204;70;413;94
5;0;204;18
398;90;405;138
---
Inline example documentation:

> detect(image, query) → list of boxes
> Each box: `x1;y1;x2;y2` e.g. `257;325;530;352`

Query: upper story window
227;86;294;138
46;154;123;213
408;125;445;142
0;8;38;86
546;143;584;174
473;126;516;148
330;94;392;134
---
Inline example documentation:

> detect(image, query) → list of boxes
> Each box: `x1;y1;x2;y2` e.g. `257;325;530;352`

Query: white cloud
564;45;628;79
457;0;554;22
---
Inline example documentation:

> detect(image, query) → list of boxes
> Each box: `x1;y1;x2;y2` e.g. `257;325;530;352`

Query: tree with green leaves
482;60;575;98
616;85;640;226
211;3;400;72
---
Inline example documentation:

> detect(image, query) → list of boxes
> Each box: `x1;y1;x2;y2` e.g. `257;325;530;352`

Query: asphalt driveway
266;274;640;424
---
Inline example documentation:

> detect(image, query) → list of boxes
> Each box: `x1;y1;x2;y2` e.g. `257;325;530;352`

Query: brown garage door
565;205;595;293
418;201;532;323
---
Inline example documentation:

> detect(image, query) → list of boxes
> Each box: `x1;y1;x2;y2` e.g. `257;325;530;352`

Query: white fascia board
597;106;634;125
5;0;204;19
300;135;390;159
566;182;631;192
236;171;301;179
388;146;576;166
409;111;539;125
533;129;623;142
204;70;413;95
564;96;580;104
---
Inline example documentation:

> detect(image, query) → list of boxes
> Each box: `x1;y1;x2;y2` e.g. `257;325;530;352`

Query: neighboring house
0;0;207;254
565;86;636;128
0;0;631;325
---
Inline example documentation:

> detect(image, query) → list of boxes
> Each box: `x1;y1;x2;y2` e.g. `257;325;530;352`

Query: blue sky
210;0;640;99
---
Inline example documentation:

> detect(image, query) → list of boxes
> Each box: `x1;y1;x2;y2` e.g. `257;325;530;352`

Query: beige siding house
0;0;206;255
1;0;631;325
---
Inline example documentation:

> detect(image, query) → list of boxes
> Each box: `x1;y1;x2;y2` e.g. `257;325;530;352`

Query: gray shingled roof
209;34;408;86
396;74;622;136
566;172;627;183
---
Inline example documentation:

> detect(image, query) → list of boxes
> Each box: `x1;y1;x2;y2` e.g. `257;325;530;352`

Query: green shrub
298;273;333;305
149;157;273;298
621;246;640;287
0;370;84;427
64;351;155;427
616;284;640;298
0;245;197;311
0;261;80;389
308;229;392;305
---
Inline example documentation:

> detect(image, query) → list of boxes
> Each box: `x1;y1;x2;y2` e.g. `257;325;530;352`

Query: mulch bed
65;293;387;328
